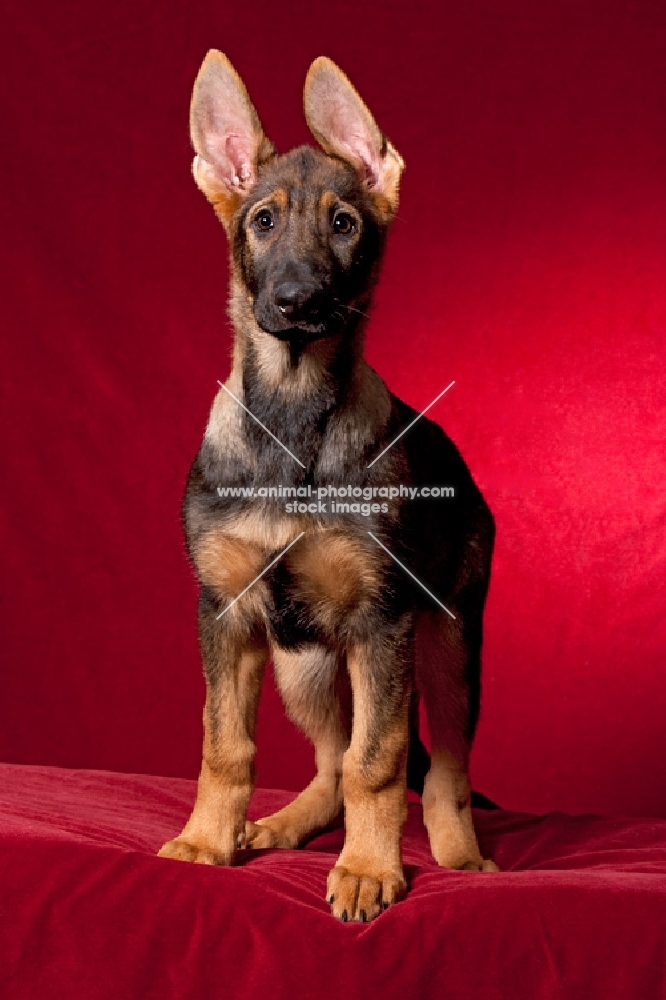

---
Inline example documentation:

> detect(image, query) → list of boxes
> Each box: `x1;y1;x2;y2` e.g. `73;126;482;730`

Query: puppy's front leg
159;592;268;865
327;634;411;923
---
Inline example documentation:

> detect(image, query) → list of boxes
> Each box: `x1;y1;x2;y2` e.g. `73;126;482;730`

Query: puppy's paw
243;819;297;850
432;844;500;871
458;857;500;872
157;837;234;866
427;821;500;872
326;865;406;923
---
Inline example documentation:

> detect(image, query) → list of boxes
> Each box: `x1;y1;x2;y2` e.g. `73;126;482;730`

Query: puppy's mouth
259;320;336;343
254;306;343;343
253;293;364;343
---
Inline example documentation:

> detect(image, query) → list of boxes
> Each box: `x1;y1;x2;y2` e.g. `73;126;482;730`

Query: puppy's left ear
303;57;404;222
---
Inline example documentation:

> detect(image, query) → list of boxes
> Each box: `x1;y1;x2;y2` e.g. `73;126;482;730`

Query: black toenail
341;910;348;922
328;895;335;905
381;902;389;911
360;910;367;923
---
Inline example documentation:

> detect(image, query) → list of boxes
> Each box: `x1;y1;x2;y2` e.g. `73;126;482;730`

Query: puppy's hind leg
416;609;498;872
244;644;348;850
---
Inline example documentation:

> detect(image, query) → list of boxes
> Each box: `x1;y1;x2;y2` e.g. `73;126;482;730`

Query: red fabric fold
1;763;664;999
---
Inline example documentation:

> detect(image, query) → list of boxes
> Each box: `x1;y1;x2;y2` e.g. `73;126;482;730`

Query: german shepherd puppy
158;51;498;922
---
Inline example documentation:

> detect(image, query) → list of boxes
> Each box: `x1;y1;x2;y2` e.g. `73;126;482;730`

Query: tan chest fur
194;515;380;630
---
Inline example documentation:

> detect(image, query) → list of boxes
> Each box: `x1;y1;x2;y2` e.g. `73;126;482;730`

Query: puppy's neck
228;280;364;415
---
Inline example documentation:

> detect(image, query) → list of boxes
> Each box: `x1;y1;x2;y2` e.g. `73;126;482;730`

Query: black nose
274;281;320;322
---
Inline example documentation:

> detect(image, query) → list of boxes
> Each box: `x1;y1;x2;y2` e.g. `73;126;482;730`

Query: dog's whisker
347;305;370;320
334;300;371;321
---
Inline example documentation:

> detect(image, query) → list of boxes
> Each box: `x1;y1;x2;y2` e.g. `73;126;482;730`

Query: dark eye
332;211;356;236
254;209;274;232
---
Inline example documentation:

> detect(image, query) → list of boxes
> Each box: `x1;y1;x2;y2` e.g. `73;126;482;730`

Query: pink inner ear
193;70;261;193
225;134;254;185
345;131;380;187
323;97;382;188
200;124;255;191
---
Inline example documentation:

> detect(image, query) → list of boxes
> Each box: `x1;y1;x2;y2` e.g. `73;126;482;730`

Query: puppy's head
189;52;404;343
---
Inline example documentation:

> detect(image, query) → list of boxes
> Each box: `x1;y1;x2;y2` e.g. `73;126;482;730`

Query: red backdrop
1;0;665;818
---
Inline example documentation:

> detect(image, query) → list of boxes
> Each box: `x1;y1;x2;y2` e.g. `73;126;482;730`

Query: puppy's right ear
189;51;274;226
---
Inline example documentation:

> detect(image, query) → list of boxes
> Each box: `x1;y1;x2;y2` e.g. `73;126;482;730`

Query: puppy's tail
406;697;499;810
406;723;431;797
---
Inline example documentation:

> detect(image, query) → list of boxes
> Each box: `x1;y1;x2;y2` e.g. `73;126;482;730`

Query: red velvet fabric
2;0;666;819
1;763;665;999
